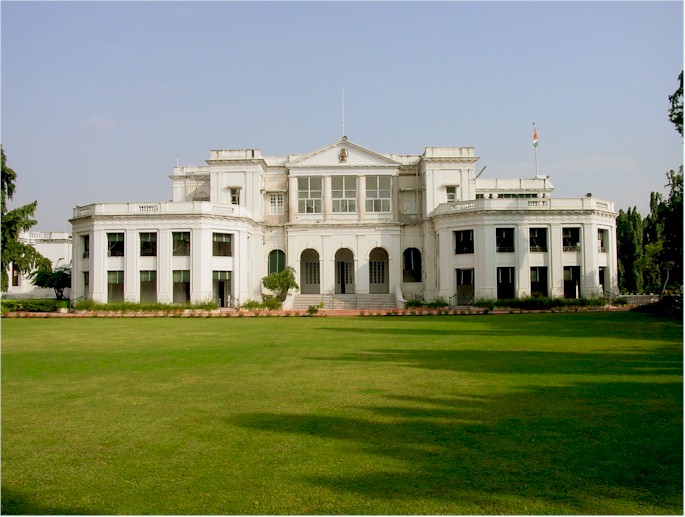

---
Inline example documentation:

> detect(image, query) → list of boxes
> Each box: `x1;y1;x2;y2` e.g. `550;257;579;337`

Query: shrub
1;299;60;313
73;300;219;312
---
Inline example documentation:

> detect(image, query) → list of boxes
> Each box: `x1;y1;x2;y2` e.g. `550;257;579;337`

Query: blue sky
2;1;683;232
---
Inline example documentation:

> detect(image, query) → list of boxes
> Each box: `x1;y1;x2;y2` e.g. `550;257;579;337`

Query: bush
633;295;683;319
471;297;605;311
241;298;282;310
73;300;219;312
1;299;60;313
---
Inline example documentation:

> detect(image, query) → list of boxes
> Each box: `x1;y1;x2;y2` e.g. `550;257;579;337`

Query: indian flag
533;127;539;147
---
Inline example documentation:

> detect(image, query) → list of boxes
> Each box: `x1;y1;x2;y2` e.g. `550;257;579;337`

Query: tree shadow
306;346;683;376
231;340;682;513
232;377;682;513
1;486;97;515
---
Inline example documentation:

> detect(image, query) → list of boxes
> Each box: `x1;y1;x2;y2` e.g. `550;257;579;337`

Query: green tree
31;265;71;300
616;207;643;293
1;146;50;291
262;266;299;301
668;71;683;136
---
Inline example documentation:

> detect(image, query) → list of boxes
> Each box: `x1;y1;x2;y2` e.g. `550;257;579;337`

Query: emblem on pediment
338;148;348;163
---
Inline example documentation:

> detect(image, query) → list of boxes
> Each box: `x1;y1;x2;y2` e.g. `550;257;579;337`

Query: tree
616;207;643;293
262;266;299;301
1;146;50;291
668;71;683;137
31;265;71;300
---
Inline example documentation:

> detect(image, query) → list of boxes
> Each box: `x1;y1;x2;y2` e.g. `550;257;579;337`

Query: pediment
287;138;400;169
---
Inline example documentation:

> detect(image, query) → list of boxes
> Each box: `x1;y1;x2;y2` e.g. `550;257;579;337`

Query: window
403;248;422;282
298;177;323;213
366;176;391;213
11;264;20;286
531;267;548;297
269;193;285;215
446;185;458;202
496;228;515;253
529;228;548;252
140;232;157;257
213;233;232;257
268;249;286;274
563;228;581;251
83;271;89;297
455;230;474;254
107;233;124;257
107;270;124;302
172;232;190;256
598;229;608;253
173;270;190;303
228;188;241;205
497;267;515;299
81;235;90;258
332;176;357;213
140;270;157;303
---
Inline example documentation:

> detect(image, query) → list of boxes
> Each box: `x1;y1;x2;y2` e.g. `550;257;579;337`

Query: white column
358;175;366;221
288;176;298;223
157;229;172;303
323;176;332;220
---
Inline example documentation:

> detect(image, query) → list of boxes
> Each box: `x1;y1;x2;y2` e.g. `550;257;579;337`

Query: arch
300;248;320;294
268;249;286;275
369;247;389;294
402;247;422;283
334;248;355;294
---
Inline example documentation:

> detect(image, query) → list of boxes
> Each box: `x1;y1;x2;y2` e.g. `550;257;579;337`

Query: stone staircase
292;293;397;311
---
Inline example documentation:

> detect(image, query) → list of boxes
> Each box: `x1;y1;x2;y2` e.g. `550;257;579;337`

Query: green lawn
1;312;682;515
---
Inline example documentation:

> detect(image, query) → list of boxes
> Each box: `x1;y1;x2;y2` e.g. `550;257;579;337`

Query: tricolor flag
533;127;539;148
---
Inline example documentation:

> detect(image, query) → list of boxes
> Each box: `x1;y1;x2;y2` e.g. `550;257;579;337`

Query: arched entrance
300;249;320;294
335;248;355;294
369;247;389;294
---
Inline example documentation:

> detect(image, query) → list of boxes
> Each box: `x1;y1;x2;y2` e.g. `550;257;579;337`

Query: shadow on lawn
1;487;96;515
306;346;683;376
232;345;683;514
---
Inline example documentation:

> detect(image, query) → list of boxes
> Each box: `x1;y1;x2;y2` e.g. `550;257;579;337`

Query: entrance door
335;248;355;294
213;271;231;307
300;249;321;294
369;247;389;294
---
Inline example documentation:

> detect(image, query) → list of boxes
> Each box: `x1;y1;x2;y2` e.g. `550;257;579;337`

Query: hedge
1;299;63;313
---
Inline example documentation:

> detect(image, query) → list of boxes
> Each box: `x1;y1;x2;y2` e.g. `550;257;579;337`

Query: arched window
403;247;422;282
268;249;286;274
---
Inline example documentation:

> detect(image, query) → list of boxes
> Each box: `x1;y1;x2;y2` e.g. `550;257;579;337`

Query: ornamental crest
338;148;348;163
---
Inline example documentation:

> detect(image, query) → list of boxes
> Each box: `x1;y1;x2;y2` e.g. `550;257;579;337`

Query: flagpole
533;123;540;178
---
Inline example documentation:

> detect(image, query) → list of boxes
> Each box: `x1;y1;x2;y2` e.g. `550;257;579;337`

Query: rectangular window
140;270;157;303
531;266;548;297
82;235;90;258
83;271;89;297
365;176;391;213
598;229;608;253
455;230;474;254
140;232;157;257
213;233;232;257
497;267;515;299
173;269;191;304
107;270;124;302
172;232;190;256
496;228;515;253
107;233;124;257
563;227;581;251
332;176;357;213
229;188;241;205
446;185;458;202
529;228;548;252
298;177;323;213
11;264;20;286
269;193;285;215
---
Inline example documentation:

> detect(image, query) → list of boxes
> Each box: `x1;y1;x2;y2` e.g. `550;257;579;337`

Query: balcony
72;201;237;219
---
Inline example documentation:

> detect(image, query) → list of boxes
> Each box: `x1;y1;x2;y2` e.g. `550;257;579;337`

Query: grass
1;312;682;515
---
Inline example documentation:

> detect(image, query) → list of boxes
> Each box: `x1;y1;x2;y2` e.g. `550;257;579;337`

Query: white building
4;231;72;299
69;138;618;308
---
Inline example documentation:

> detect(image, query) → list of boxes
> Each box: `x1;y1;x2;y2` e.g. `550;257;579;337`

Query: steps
292;293;397;311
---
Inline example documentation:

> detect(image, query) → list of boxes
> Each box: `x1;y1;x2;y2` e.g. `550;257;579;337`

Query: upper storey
169;138;492;224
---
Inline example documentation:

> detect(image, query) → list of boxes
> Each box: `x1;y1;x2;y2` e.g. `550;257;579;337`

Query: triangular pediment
287;138;400;169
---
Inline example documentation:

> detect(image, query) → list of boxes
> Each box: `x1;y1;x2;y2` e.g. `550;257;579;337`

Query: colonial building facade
69;138;618;307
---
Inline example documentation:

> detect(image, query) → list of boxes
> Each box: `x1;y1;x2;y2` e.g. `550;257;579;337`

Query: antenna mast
341;86;345;138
